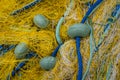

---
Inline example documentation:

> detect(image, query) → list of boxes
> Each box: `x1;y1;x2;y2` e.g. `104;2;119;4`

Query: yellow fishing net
0;0;120;80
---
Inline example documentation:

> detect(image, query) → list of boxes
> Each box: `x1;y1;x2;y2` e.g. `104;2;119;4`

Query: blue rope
4;45;15;52
81;4;120;80
81;0;103;23
0;45;15;56
86;2;92;8
104;5;120;32
11;0;41;15
75;0;103;80
12;62;26;76
111;5;120;17
11;52;36;77
95;4;120;52
76;37;83;80
51;44;62;57
103;23;110;32
0;45;2;50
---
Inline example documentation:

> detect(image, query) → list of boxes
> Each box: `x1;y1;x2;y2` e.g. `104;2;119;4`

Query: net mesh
0;0;120;80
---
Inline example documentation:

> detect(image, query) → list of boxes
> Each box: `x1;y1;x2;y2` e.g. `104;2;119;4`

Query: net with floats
0;0;120;80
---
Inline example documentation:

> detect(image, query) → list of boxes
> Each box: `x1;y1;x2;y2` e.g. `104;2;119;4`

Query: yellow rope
0;0;119;80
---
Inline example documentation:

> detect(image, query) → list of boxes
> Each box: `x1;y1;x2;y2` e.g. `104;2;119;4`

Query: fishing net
0;0;120;80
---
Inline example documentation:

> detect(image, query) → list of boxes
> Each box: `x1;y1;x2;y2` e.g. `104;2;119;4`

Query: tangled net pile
0;0;120;80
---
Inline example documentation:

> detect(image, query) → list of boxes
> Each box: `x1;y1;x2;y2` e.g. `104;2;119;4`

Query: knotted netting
0;0;120;80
